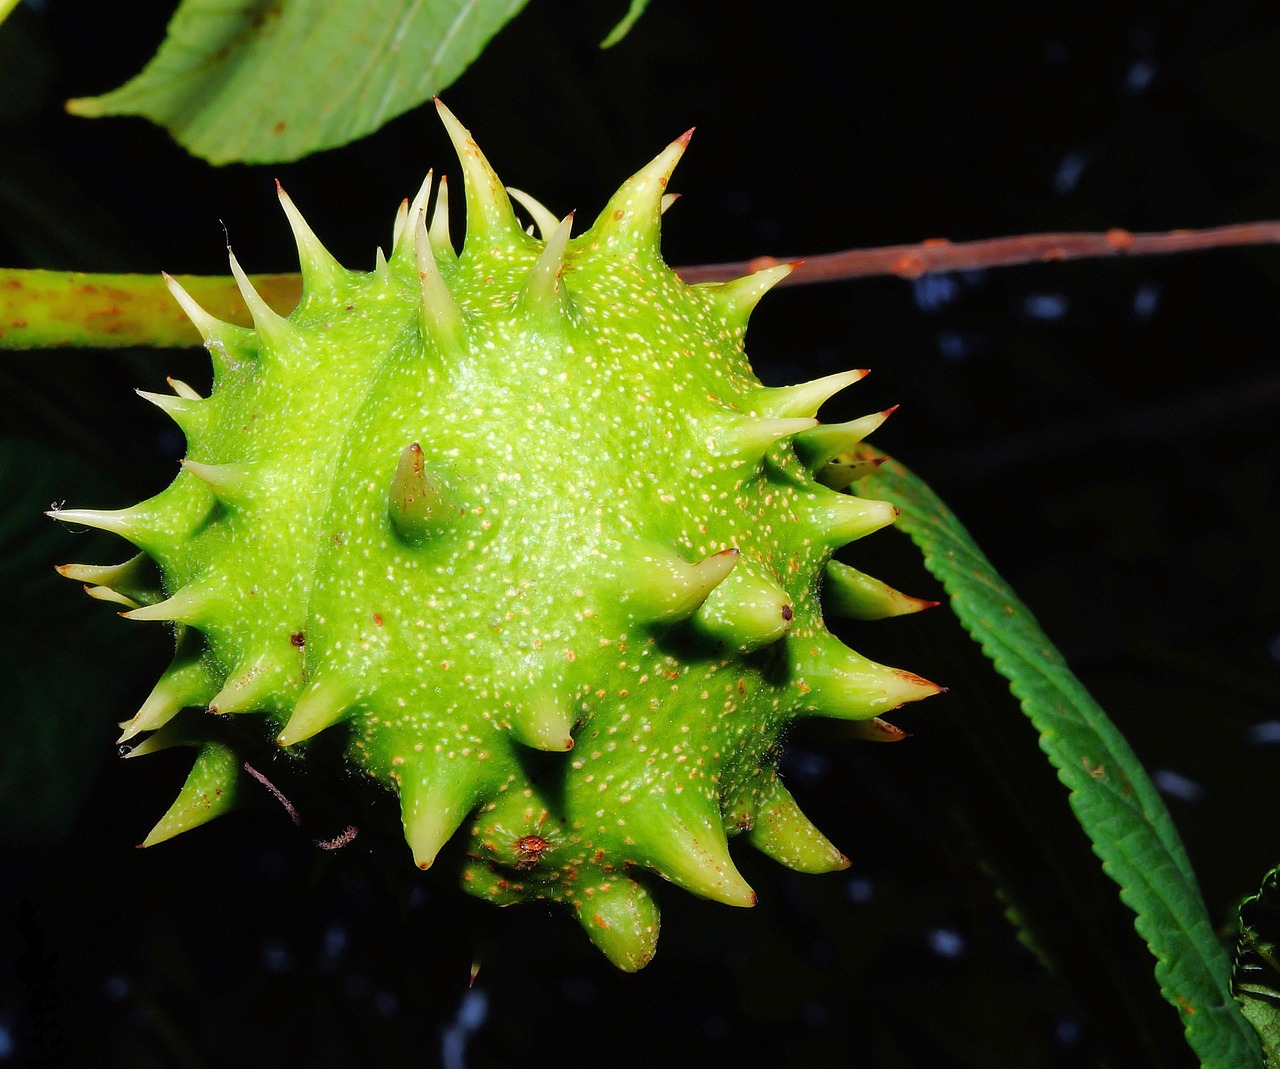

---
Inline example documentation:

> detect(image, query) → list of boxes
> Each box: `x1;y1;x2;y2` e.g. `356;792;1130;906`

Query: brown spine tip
894;670;943;698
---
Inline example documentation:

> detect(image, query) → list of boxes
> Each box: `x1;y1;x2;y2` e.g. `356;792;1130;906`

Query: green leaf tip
600;0;651;49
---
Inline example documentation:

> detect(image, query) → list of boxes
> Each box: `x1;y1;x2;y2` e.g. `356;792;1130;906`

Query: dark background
2;1;1278;1066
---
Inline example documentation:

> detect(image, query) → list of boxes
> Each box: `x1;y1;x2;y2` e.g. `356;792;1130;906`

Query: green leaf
850;447;1264;1069
66;0;530;165
1234;863;1280;1065
601;0;650;48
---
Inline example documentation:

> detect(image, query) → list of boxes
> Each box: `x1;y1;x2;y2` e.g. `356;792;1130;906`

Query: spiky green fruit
51;101;940;971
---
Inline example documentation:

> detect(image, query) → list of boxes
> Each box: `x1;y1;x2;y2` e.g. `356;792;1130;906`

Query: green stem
0;269;300;349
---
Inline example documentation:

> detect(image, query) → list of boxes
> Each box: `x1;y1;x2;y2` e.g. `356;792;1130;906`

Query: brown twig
4;222;1280;349
243;761;301;826
674;222;1280;285
242;761;359;850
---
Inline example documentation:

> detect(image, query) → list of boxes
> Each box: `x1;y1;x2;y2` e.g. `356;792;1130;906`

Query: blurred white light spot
912;272;959;312
1133;282;1160;320
1023;293;1069;320
936;332;969;362
1247;721;1280;745
785;750;829;786
1053;152;1087;195
1127;60;1155;93
846;876;874;904
928;927;966;958
442;989;489;1069
1055;1017;1081;1046
1152;769;1204;803
323;926;348;963
262;939;294;973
